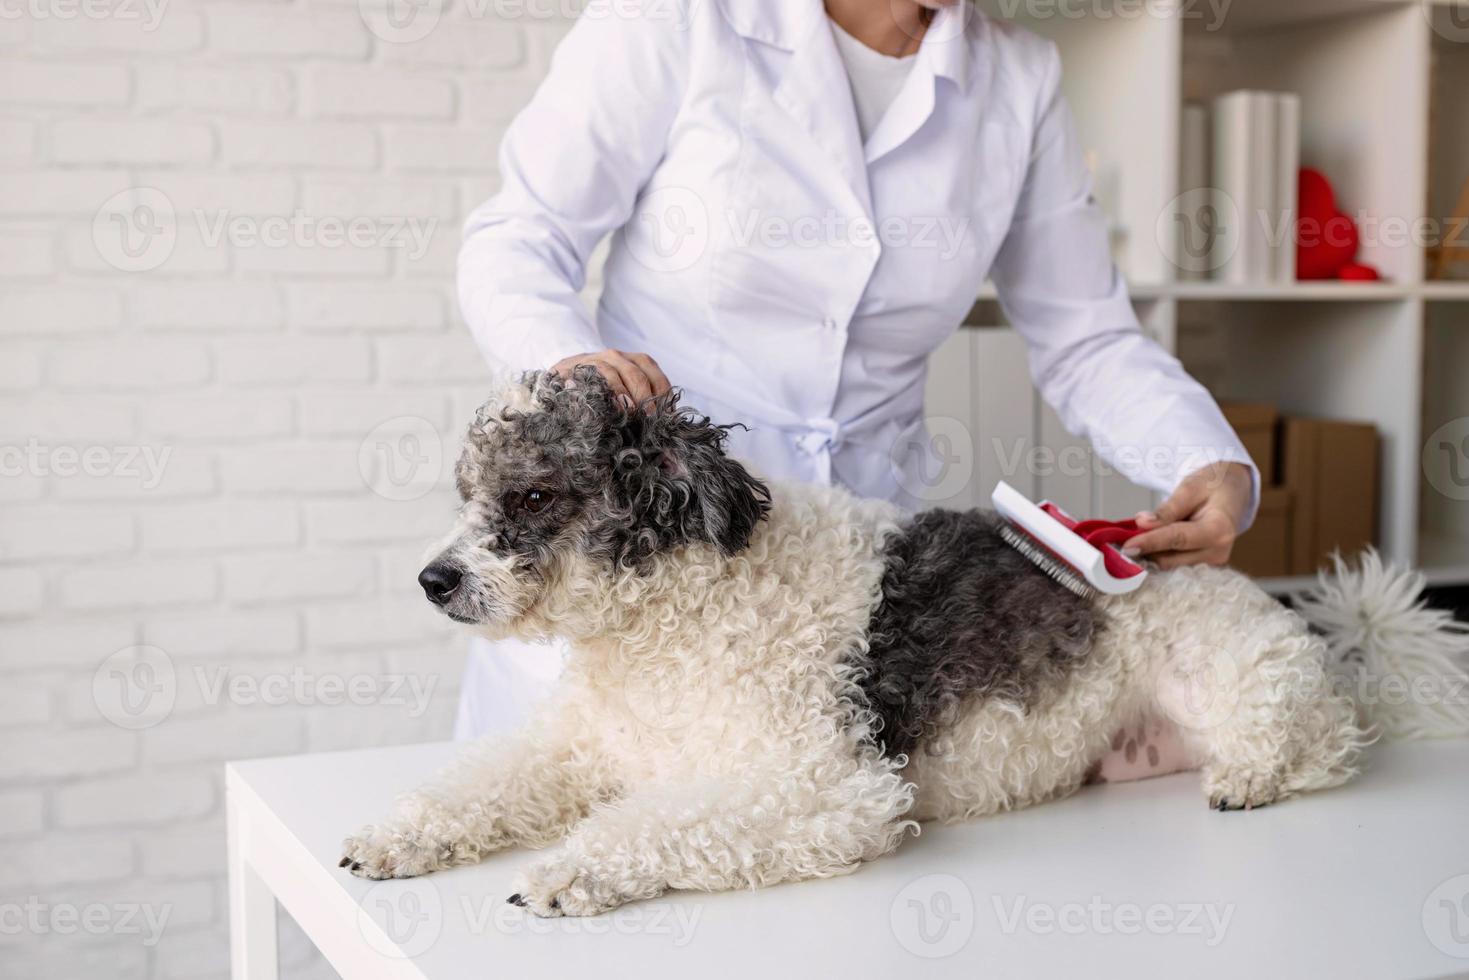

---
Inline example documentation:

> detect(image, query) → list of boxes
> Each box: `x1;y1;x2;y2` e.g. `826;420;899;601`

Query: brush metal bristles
997;522;1096;600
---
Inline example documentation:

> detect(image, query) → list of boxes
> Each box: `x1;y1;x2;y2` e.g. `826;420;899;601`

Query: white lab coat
453;0;1258;739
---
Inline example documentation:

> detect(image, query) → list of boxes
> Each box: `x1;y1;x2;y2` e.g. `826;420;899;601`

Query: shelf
1183;3;1428;284
969;281;1173;301
966;281;1459;328
1184;0;1413;37
1167;281;1416;301
1422;282;1469;301
1255;572;1326;597
1418;533;1469;587
1257;544;1469;595
953;2;1453;580
972;280;1420;305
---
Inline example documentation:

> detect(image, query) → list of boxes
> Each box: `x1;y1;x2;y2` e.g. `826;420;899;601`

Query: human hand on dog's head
417;367;770;635
548;348;670;413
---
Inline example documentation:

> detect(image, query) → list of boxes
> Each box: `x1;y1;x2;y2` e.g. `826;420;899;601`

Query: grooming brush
991;480;1148;600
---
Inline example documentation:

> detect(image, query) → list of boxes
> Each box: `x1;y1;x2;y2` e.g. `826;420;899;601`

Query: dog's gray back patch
850;508;1100;759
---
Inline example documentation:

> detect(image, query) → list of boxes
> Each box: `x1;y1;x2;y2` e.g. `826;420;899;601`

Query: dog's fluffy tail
1293;550;1469;739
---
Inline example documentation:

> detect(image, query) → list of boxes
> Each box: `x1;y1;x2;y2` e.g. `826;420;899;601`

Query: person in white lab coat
453;0;1258;779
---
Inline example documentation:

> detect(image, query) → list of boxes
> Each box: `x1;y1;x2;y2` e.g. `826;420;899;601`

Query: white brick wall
0;0;575;975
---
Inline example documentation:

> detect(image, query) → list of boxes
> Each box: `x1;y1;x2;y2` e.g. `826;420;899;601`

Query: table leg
228;791;280;980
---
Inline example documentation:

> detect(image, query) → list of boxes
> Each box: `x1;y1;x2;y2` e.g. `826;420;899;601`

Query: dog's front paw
340;824;453;880
1202;764;1284;812
509;855;656;917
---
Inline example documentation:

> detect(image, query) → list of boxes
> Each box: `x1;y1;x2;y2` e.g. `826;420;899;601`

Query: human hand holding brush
1122;462;1254;570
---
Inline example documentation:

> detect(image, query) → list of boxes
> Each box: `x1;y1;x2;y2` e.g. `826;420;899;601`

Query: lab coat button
822;316;837;330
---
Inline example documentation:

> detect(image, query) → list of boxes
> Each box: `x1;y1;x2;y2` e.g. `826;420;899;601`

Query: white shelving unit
927;0;1469;591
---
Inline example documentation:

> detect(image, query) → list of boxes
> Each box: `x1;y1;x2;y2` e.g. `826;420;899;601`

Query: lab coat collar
715;0;821;50
718;0;976;91
726;0;984;172
864;4;985;164
924;2;978;90
771;11;874;217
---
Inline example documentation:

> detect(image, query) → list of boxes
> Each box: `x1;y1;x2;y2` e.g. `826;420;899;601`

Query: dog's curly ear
651;399;771;557
603;386;771;565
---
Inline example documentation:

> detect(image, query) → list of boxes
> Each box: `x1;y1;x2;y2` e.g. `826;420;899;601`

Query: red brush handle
1039;504;1146;580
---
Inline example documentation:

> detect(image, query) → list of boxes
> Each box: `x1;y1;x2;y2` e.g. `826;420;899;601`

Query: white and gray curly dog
343;368;1469;916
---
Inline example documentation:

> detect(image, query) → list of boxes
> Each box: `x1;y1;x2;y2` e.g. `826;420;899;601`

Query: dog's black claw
351;861;363;871
339;857;352;867
549;898;560;911
507;894;526;907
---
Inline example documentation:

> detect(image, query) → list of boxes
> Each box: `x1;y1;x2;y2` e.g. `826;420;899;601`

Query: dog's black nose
418;562;462;606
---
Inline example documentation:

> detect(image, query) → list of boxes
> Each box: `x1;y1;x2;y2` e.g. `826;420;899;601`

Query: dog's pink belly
1090;717;1197;784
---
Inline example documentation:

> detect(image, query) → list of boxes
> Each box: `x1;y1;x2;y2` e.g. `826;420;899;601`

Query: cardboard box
1221;401;1279;486
1281;417;1378;574
1230;486;1292;578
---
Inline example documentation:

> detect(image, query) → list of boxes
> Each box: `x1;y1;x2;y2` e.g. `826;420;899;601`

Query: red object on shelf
1297;167;1365;281
1337;263;1381;281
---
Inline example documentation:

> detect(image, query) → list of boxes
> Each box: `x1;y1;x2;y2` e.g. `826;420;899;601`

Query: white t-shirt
827;17;918;143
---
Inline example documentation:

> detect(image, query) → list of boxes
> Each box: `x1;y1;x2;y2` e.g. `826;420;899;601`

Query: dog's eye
521;489;554;514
